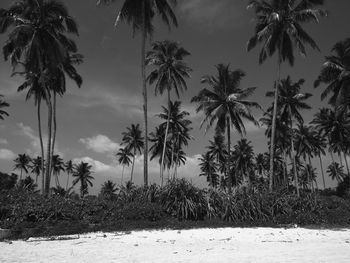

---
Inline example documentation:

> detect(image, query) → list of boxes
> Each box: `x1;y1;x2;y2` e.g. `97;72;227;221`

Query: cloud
0;148;16;160
16;122;64;157
0;138;8;145
73;156;117;174
80;134;121;154
178;0;244;31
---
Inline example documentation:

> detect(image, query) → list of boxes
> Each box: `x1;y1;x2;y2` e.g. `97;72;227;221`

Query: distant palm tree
72;162;94;198
100;180;118;200
0;95;9;120
97;0;178;187
65;160;74;190
30;156;43;185
199;152;219;188
327;162;345;183
192;64;260;191
116;147;133;184
247;0;326;192
51;155;65;187
122;124;144;183
315;38;350;108
207;132;228;175
146;40;192;181
255;153;266;178
231;139;255;185
14;154;31;181
267;76;312;196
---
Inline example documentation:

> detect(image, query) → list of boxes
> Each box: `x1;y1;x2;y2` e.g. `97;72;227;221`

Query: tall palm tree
315;38;350;108
207;132;228;175
146;40;192;181
30;156;43;185
65;160;74;190
199;152;219;188
1;0;82;195
247;0;326;192
192;64;260;191
231;139;255;185
267;76;312;195
97;0;178;187
0;95;9;120
116;147;133;184
72;162;94;198
122;124;144;182
13;154;31;181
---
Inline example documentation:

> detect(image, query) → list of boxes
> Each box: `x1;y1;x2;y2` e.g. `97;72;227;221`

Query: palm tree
207;132;228;175
247;0;326;192
72;162;94;198
97;0;178;187
146;40;192;181
116;147;133;184
1;0;82;195
198;152;219;188
30;156;43;185
192;64;260;191
157;101;192;182
51;155;65;187
255;153;267;178
327;162;345;183
0;95;9;120
100;180;118;200
65;160;74;190
231;139;255;186
315;38;350;108
122;124;144;183
13;154;31;181
267;76;312;195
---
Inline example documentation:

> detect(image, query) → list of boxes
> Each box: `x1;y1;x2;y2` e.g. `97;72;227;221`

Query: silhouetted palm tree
192;64;260;191
100;180;118;200
327;162;345;183
97;0;178;187
72;162;94;198
122;124;144;182
231;139;255;186
51;155;65;187
65;160;74;190
1;0;82;195
30;156;43;185
14;154;31;181
147;41;191;181
315;38;350;108
116;147;133;184
207;132;228;175
247;0;325;192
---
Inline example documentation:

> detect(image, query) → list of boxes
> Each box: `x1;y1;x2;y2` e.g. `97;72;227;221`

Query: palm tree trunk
130;149;136;182
173;132;180;180
37;99;45;195
50;92;57;178
20;169;23;182
160;90;171;185
141;0;148;187
226;117;232;192
44;91;53;196
283;151;288;188
289;114;299;197
269;48;282;193
308;155;315;193
319;154;326;189
338;152;343;167
66;172;70;191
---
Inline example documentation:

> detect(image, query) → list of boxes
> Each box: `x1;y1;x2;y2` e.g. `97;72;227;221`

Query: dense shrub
336;177;350;198
160;179;207;220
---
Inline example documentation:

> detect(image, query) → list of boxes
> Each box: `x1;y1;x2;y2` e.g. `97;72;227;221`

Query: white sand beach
1;227;350;263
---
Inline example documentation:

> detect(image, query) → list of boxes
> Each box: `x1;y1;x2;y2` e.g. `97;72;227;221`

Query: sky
0;0;350;194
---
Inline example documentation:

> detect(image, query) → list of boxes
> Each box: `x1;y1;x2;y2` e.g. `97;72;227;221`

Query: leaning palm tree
192;64;260;191
0;95;9;120
97;0;178;187
199;152;219;188
72;162;94;198
116;147;133;184
247;0;326;192
13;154;31;181
146;40;192;181
121;124;144;183
1;0;82;195
267;76;312;196
314;38;350;108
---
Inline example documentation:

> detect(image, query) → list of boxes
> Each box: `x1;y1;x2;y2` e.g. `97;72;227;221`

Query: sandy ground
1;227;350;262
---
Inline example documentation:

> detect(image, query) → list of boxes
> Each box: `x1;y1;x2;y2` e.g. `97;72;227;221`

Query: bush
160;179;207;220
